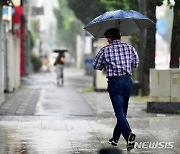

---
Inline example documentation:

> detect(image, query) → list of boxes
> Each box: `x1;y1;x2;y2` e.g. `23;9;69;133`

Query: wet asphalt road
0;68;179;154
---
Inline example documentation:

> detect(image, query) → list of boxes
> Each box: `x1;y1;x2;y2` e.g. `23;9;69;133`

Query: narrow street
0;68;179;154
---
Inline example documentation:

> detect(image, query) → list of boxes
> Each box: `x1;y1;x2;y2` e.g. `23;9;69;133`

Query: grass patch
130;96;149;103
82;86;95;92
141;108;147;112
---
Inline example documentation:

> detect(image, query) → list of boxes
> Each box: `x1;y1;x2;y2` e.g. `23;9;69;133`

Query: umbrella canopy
84;9;154;38
53;49;68;53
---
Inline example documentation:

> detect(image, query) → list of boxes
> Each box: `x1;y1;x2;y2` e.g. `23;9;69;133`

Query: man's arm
93;48;105;70
132;47;139;68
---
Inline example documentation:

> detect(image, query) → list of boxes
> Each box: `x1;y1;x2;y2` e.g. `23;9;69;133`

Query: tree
67;0;138;24
170;0;180;68
54;0;82;53
101;0;138;11
138;0;155;96
138;0;163;96
67;0;107;24
101;0;125;11
123;0;139;10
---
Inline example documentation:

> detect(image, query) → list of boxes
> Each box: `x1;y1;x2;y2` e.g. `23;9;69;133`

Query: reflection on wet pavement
0;69;179;154
0;117;103;154
0;116;179;154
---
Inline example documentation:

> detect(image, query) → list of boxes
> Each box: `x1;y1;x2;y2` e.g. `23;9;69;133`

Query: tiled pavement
0;88;41;115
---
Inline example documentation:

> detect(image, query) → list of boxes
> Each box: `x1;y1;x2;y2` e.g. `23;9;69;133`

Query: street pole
0;2;5;104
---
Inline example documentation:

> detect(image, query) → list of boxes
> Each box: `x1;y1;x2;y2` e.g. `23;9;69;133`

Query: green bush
31;54;42;72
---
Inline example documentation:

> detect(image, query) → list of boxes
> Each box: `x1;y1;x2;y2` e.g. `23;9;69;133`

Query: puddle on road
0;116;179;153
0;118;103;154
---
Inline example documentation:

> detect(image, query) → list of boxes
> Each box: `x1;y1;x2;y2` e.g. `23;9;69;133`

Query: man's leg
111;97;129;142
56;65;60;85
60;66;64;85
123;77;133;116
123;78;136;151
112;122;121;141
108;78;132;141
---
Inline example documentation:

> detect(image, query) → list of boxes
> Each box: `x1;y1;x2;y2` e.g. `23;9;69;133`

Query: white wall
0;3;5;105
12;0;21;6
76;35;84;68
150;69;180;102
14;35;20;89
84;36;92;54
93;38;107;90
5;32;20;92
0;4;21;105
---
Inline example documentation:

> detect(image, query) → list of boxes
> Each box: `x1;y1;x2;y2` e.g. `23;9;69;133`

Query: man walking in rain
93;28;139;151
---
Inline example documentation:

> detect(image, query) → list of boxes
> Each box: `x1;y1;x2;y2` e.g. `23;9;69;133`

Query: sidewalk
0;88;41;115
0;67;179;154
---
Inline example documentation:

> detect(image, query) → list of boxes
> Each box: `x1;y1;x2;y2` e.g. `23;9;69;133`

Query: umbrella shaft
118;19;120;30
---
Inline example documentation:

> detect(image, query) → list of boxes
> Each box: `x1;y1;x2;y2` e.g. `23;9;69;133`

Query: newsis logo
135;142;174;149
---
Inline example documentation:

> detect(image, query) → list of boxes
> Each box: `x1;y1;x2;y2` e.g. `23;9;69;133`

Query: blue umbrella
84;9;154;38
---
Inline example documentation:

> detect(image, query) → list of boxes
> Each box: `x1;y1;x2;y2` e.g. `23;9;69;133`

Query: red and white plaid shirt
93;40;139;78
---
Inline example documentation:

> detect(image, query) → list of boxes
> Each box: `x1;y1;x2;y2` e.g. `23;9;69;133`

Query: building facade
0;0;31;105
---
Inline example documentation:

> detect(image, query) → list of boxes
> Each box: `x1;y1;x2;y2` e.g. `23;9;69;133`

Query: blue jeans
107;76;133;141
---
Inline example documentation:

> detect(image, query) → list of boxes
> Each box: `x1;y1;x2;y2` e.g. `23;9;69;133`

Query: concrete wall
14;36;20;88
76;35;84;68
148;69;180;113
0;3;21;105
0;3;5;105
93;39;107;90
149;69;180;102
5;32;20;92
